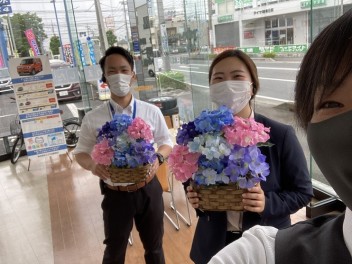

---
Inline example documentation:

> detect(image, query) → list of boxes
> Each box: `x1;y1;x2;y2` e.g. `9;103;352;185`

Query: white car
0;68;13;93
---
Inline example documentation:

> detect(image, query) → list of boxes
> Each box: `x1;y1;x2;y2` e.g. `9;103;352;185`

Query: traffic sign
0;0;10;7
0;5;12;14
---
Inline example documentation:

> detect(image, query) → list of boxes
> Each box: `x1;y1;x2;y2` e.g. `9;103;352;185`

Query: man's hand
149;158;160;177
186;185;200;209
90;163;111;180
242;183;265;213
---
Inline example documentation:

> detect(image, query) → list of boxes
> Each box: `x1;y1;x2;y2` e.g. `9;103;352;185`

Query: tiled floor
0;151;308;264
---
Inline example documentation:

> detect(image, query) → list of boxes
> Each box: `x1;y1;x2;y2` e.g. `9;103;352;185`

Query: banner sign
87;37;97;65
160;24;169;53
63;44;74;65
76;39;87;67
9;55;67;158
24;29;40;56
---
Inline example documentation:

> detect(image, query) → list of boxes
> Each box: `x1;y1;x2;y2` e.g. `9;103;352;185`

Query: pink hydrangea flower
168;145;201;182
127;117;154;142
91;138;114;166
223;116;270;147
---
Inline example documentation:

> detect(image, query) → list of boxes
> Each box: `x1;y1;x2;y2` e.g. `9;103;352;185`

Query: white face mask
106;73;132;97
210;80;252;114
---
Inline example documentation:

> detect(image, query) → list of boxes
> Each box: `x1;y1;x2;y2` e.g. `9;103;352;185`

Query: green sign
218;15;233;23
234;0;253;8
239;44;308;53
300;0;326;9
215;0;225;3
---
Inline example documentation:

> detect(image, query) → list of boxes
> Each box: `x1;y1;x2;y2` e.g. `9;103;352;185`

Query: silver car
0;68;13;93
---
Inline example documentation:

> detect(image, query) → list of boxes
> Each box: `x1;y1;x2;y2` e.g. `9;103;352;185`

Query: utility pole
6;14;17;57
207;0;213;53
51;0;65;59
63;0;76;66
121;0;130;49
95;0;109;53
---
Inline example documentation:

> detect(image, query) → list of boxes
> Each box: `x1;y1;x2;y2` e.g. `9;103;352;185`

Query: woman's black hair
295;10;352;130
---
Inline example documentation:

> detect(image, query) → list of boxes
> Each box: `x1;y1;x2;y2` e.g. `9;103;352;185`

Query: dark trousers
101;177;165;264
225;231;243;246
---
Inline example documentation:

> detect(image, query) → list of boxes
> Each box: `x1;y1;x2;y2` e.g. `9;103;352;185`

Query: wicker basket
108;164;151;183
192;183;245;211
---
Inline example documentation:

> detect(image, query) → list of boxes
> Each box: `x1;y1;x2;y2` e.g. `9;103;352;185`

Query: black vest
276;213;352;264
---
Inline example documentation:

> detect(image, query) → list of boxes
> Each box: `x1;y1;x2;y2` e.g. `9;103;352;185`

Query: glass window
279;18;286;27
287;28;294;44
272;30;279;45
265;30;272;45
279;29;287;44
265;20;271;29
287;17;293;26
272;18;278;28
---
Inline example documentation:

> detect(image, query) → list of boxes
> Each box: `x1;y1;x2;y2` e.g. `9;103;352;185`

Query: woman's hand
186;185;200;209
242;183;265;213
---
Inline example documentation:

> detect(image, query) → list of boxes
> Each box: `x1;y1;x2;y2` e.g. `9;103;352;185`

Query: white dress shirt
209;208;352;263
74;96;173;186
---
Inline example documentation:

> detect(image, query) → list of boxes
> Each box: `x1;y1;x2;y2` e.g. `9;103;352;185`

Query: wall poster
9;55;67;159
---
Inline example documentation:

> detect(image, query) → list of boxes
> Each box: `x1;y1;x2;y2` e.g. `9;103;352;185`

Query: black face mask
307;110;352;210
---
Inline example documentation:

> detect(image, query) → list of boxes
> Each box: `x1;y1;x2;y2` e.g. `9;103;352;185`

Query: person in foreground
209;10;352;264
74;46;172;264
185;49;313;263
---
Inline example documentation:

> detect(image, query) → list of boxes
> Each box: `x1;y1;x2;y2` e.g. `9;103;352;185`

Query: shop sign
254;8;274;15
218;15;233;23
235;0;253;8
300;0;326;9
239;44;308;53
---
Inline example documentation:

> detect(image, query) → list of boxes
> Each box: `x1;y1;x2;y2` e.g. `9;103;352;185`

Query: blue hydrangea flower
194;106;234;133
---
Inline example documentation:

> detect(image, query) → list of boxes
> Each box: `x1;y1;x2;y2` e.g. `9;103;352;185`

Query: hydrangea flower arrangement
168;106;271;189
91;114;156;168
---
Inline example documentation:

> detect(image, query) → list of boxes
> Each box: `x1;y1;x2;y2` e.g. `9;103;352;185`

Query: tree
50;35;60;55
10;12;47;57
106;29;117;47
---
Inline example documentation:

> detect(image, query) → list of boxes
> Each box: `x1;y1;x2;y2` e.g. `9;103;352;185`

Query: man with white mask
185;49;313;264
74;46;172;264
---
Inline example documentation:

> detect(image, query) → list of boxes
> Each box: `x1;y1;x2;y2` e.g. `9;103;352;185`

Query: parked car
0;67;13;93
17;58;43;76
49;59;82;102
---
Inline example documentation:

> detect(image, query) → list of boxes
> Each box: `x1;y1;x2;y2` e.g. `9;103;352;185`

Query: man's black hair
99;46;134;83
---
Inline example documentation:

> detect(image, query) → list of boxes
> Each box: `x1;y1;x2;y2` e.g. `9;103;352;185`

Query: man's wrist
155;152;164;165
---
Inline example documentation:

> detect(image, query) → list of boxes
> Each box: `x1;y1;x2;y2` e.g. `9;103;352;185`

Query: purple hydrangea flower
176;121;199;145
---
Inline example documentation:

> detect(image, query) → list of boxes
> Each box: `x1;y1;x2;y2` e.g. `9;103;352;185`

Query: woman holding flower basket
175;49;313;263
74;46;172;264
